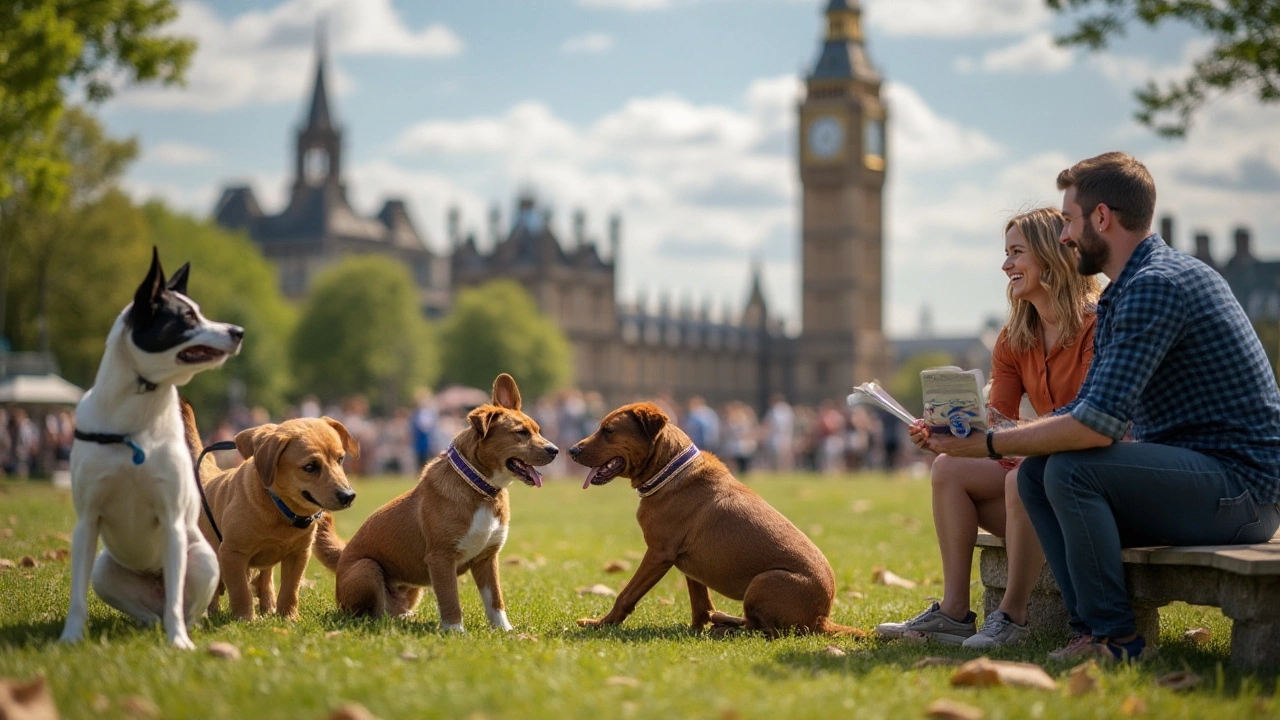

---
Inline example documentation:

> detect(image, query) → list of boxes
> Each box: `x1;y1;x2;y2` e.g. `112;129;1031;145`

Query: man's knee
1040;452;1103;500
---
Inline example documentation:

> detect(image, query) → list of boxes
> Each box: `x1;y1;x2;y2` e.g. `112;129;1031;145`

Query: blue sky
103;0;1280;337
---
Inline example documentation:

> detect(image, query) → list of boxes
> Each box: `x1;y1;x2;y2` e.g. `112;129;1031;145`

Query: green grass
1;474;1276;719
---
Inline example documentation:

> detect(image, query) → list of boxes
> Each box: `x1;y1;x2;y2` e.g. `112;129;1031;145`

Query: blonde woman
877;208;1101;648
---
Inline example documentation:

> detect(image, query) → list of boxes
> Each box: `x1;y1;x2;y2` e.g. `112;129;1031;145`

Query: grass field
1;473;1276;719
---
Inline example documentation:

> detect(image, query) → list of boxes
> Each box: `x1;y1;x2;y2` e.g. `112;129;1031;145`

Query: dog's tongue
582;466;601;490
529;465;543;488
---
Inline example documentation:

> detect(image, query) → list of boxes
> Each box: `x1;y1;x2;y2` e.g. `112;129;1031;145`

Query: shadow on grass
0;616;157;650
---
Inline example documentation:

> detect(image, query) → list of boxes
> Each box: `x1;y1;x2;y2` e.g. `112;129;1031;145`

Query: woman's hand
923;430;988;458
908;420;931;452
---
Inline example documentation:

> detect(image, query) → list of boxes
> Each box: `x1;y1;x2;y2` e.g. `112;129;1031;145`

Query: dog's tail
312;513;345;572
179;397;220;480
818;617;869;639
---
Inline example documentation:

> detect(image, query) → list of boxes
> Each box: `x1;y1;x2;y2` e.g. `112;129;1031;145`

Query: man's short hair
1056;152;1156;233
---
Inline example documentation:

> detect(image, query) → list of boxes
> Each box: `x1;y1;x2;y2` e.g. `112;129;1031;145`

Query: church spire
307;20;333;130
809;0;878;84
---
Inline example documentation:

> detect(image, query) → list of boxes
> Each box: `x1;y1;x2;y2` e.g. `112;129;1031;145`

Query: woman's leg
997;466;1046;625
931;454;1009;620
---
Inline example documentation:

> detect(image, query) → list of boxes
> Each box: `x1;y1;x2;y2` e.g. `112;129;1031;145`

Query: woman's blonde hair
1004;207;1101;353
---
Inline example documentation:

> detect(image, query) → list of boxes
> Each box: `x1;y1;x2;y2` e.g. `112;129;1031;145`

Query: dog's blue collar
637;444;700;498
445;444;500;499
265;488;323;529
73;429;146;465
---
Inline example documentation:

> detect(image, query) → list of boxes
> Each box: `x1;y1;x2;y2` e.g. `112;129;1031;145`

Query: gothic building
214;1;888;410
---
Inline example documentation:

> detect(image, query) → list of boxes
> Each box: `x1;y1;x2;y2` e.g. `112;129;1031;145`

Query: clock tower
796;0;887;405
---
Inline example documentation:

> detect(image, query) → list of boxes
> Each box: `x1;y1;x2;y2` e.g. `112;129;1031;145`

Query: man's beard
1071;222;1109;276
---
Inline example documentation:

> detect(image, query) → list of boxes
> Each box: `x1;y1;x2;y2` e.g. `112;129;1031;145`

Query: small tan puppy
182;401;359;620
313;373;556;631
570;402;862;638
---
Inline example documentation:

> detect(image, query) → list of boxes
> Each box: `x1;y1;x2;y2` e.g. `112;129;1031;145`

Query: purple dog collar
637;444;700;498
445;444;500;499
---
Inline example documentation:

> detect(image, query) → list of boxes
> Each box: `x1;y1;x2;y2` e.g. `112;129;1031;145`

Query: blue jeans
1018;443;1280;639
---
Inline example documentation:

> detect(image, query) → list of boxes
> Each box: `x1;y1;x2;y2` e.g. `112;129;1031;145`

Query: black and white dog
61;249;244;649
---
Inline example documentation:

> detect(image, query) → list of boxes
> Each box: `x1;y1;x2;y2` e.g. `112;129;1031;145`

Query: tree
888;351;956;419
1047;0;1280;137
437;280;572;402
1;0;194;207
291;256;438;413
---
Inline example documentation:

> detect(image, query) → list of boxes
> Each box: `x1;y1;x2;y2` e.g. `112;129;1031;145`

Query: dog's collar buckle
637;444;700;498
445;444;500;499
135;374;158;394
266;488;323;529
74;428;146;465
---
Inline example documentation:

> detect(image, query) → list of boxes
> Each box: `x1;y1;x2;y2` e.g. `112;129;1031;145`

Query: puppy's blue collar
266;488;323;529
445;444;500;499
74;429;146;465
637;444;700;498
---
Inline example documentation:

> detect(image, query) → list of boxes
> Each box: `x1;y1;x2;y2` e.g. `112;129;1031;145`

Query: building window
304;147;329;185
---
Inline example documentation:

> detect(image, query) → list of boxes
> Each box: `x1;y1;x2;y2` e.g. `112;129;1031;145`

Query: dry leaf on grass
399;652;420;662
504;555;531;568
0;528;12;538
900;630;929;645
1155;671;1202;692
603;560;631;573
914;657;961;669
516;633;539;642
120;696;159;719
1066;661;1099;695
7;516;17;526
606;676;641;688
0;559;14;570
19;556;37;568
43;532;70;543
846;590;866;600
657;597;674;606
925;698;984;720
271;627;290;635
870;566;917;589
207;641;241;660
821;644;846;657
328;702;380;720
950;657;1056;691
325;630;343;639
1183;627;1211;645
576;584;617;597
40;549;68;562
0;677;58;720
1119;695;1147;715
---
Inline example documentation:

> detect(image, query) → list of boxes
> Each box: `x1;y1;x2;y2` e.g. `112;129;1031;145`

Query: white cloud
561;32;616;54
146;141;218;166
577;0;671;9
884;83;1004;170
959;31;1074;74
114;0;462;113
863;0;1051;37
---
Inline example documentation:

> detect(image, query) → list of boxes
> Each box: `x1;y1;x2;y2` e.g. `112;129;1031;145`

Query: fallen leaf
900;630;929;645
1183;627;1211;645
7;515;17;526
606;676;642;688
325;630;343;639
41;549;69;561
327;702;379;720
821;644;846;657
576;584;617;597
1119;695;1147;716
603;560;632;573
271;627;290;635
1067;661;1099;696
0;559;14;570
44;532;71;543
299;577;316;590
950;657;1056;691
516;633;539;642
925;698;984;720
870;566;917;589
207;641;241;660
846;590;866;600
399;651;420;662
120;696;159;719
0;677;58;720
504;555;529;567
1;528;12;538
915;657;962;669
657;596;674;606
19;556;37;568
1155;671;1202;692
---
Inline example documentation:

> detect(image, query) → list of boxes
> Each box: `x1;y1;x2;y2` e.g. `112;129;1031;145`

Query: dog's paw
440;622;466;633
58;628;84;644
170;633;197;650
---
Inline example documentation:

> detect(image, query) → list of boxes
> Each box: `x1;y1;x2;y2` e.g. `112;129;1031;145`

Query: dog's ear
467;407;501;438
323;417;360;458
130;247;166;328
491;373;521;411
166;262;190;296
235;424;288;488
629;403;669;440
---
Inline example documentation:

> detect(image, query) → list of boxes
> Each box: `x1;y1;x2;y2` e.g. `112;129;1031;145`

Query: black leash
195;441;237;543
74;429;146;465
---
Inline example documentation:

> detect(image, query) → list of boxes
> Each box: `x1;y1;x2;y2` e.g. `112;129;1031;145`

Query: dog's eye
602;427;613;436
515;428;531;437
183;309;197;322
303;462;319;473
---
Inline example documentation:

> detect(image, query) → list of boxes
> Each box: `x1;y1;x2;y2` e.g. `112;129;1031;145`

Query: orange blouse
989;313;1097;420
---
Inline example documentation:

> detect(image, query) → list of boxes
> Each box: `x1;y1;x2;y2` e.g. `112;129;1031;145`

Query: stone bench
975;531;1280;670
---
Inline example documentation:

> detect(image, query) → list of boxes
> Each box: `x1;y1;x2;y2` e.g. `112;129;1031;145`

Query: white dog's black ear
166;262;190;296
130;247;166;328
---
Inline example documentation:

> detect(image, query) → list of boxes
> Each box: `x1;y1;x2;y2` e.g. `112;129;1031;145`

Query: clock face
807;116;845;159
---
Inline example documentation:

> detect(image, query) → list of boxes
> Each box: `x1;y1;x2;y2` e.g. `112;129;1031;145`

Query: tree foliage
888;351;956;419
437;280;572;402
1047;0;1280;138
1;0;194;207
291;256;438;413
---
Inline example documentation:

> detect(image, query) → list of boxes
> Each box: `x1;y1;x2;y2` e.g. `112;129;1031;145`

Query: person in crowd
762;394;795;471
684;395;721;455
722;401;759;475
881;206;1101;649
919;152;1280;662
410;388;438;468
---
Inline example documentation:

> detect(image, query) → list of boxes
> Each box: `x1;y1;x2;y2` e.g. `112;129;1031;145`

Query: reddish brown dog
182;401;359;620
313;374;556;631
569;402;861;637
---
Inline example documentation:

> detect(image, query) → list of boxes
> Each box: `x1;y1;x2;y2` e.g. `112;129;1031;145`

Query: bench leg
1230;619;1280;670
1132;603;1161;644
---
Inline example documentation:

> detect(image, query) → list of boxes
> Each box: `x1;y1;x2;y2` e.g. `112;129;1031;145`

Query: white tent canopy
0;374;84;405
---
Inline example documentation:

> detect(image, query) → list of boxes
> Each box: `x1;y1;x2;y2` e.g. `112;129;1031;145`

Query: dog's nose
545;444;559;459
337;489;356;507
569;444;581;459
228;325;245;343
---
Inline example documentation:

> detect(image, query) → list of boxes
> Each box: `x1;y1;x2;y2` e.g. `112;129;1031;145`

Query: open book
848;366;989;438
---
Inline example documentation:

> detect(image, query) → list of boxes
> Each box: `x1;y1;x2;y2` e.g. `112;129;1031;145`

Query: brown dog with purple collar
569;402;862;637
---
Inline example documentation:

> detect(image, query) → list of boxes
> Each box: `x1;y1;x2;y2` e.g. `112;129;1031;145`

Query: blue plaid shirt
1058;235;1280;504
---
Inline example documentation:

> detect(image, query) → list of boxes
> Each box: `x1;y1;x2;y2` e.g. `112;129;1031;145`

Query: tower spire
809;0;878;84
307;19;333;130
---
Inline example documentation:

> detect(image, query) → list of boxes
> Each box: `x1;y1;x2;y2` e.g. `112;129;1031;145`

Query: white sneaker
875;602;976;645
962;610;1029;649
